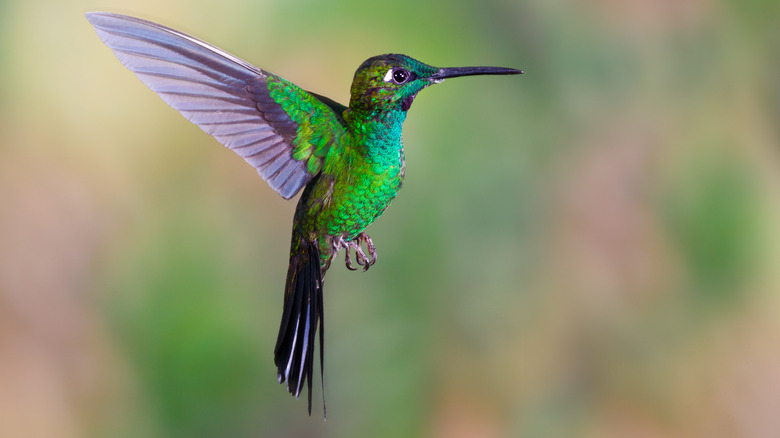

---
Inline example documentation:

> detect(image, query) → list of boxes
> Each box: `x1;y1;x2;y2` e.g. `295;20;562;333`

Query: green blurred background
2;0;779;436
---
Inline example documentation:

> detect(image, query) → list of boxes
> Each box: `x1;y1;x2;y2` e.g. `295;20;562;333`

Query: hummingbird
86;12;522;416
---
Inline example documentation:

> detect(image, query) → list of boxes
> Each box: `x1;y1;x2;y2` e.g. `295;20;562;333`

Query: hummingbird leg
334;235;360;271
357;232;377;267
344;247;358;271
353;232;377;271
352;243;370;271
338;233;378;272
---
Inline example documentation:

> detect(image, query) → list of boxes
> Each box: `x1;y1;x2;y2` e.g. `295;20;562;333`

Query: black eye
392;68;410;84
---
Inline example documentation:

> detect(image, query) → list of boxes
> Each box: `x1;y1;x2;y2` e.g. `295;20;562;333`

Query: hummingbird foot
343;232;377;272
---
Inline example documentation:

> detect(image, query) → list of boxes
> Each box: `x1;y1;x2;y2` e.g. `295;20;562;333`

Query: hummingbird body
86;12;522;417
299;109;406;263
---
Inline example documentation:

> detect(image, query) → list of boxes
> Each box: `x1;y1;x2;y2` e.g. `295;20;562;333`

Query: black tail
274;239;325;417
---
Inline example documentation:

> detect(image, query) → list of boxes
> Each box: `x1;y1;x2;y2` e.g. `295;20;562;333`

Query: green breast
293;106;408;253
318;141;404;240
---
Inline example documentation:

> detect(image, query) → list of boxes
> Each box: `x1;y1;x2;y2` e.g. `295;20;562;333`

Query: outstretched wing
86;12;345;199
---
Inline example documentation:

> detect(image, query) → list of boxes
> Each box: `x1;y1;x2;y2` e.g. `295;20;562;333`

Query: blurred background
1;0;779;436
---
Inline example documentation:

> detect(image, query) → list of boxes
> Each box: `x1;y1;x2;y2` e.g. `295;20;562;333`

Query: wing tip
85;11;131;27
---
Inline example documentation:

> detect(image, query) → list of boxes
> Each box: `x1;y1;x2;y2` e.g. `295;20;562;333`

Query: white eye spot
383;68;393;82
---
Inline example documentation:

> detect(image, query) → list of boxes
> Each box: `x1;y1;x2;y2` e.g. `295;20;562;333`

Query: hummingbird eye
392;68;410;84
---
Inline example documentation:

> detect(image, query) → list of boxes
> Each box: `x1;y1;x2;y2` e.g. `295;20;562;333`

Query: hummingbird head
347;54;522;118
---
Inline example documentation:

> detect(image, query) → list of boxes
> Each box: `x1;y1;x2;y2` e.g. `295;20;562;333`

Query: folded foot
344;232;377;272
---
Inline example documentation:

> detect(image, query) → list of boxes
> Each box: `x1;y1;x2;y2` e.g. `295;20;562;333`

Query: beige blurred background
1;0;779;436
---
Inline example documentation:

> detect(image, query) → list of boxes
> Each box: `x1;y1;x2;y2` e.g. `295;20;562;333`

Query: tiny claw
356;232;377;268
345;247;358;271
353;244;370;271
363;235;377;266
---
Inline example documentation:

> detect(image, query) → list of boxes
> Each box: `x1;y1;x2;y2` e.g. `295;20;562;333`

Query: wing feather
86;12;345;199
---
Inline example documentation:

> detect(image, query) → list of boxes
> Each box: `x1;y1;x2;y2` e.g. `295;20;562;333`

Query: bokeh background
1;0;779;436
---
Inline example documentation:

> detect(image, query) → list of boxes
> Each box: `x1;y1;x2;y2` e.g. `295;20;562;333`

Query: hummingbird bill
86;12;522;417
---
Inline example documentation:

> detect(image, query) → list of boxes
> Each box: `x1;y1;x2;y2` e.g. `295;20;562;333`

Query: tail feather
274;239;325;417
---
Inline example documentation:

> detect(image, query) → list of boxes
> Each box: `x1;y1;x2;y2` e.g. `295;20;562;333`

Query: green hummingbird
86;12;522;416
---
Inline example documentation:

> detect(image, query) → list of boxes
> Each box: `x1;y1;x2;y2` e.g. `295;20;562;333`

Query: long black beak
430;66;523;81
